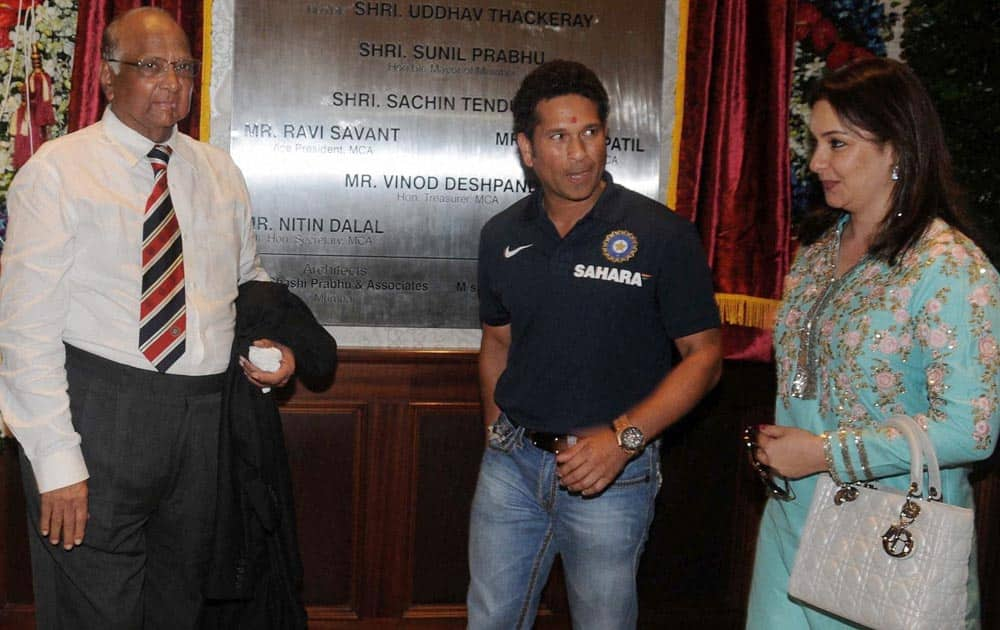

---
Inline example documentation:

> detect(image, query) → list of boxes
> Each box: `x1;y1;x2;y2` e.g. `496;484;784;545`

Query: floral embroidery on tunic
775;218;1000;449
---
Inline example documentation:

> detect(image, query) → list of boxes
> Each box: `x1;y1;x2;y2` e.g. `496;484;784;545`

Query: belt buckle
553;435;577;453
531;433;576;453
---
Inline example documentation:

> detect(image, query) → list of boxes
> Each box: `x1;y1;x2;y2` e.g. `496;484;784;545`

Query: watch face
621;426;644;450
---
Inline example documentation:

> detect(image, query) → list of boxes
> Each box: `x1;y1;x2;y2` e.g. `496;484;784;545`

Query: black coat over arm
204;280;338;630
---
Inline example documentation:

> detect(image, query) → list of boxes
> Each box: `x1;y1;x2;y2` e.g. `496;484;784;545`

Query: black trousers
20;345;225;630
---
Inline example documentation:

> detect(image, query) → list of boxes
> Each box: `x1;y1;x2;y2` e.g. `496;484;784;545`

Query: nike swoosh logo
504;244;533;258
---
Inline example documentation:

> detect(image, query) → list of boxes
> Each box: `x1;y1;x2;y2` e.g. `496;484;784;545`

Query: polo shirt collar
102;107;190;168
520;171;623;225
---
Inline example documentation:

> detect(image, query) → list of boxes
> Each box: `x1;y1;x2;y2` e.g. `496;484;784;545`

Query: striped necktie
139;144;186;372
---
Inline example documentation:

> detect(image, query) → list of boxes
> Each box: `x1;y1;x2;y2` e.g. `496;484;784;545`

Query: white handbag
788;415;974;630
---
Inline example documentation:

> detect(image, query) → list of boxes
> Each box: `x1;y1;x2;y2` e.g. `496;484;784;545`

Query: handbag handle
884;415;942;501
916;428;943;501
827;416;944;559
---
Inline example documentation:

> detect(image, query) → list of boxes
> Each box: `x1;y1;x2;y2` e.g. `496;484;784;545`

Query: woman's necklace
790;225;867;400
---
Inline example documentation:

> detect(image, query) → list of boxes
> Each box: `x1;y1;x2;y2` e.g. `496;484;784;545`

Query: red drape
675;1;795;362
67;0;203;137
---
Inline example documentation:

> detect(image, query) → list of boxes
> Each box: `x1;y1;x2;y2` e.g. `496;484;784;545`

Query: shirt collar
101;107;189;168
520;171;621;224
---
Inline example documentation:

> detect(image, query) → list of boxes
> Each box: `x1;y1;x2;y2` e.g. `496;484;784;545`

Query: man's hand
40;480;88;550
240;339;295;388
555;429;631;496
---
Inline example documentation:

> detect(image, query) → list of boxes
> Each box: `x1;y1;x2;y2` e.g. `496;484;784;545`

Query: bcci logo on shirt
602;230;638;263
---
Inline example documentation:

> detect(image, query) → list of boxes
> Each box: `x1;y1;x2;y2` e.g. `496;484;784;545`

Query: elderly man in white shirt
0;7;293;628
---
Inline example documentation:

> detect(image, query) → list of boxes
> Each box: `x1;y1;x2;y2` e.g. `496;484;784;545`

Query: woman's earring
891;164;900;181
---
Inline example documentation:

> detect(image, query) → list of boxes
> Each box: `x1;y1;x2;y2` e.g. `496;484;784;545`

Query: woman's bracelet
854;428;873;479
821;431;845;485
838;428;858;483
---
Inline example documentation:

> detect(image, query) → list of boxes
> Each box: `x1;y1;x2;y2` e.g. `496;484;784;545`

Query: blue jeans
467;413;661;630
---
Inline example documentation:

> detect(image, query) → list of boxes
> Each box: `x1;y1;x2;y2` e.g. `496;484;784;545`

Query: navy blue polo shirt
477;173;720;433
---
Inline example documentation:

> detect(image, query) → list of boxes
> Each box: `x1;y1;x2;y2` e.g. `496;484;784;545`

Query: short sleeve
656;220;720;339
477;221;509;327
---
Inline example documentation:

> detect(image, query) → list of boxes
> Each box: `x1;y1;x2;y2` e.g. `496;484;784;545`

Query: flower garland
789;0;905;218
0;0;77;254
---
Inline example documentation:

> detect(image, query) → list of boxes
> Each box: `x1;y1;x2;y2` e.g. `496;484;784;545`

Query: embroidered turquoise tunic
747;218;1000;629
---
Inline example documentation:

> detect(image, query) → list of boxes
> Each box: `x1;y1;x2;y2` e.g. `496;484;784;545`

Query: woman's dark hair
799;57;977;263
512;60;609;140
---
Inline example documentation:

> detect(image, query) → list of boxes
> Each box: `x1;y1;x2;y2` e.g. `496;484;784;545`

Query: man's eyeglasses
743;425;795;501
105;57;201;79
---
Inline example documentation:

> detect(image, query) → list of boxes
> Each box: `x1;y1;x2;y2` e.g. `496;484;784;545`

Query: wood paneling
3;351;1000;628
283;402;364;617
0;440;33;630
410;403;482;608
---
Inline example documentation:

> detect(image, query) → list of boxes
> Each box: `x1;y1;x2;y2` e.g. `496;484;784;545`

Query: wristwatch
613;415;645;454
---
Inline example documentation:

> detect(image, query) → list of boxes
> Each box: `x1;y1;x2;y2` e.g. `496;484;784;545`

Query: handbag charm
881;483;922;558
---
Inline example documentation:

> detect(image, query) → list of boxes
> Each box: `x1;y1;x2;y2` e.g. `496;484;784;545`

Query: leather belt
504;415;578;454
524;429;576;453
523;428;577;454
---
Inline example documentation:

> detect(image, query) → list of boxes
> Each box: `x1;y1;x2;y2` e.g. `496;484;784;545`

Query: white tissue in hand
248;346;282;371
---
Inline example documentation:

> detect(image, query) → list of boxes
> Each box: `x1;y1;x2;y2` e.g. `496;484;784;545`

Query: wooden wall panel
0;445;33;630
410;403;482;608
3;351;1000;629
282;402;365;618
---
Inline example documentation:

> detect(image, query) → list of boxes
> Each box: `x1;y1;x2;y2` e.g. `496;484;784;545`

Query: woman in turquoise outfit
746;58;1000;628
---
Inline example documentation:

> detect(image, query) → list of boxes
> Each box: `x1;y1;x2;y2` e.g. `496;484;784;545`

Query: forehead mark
570;116;577;123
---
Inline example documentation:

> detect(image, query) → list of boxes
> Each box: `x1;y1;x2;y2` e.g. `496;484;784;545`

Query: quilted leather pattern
789;475;973;629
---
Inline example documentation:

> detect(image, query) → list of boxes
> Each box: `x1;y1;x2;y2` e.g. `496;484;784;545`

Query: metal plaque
232;0;665;328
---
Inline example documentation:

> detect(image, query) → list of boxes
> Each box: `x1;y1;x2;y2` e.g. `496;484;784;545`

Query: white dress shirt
0;109;268;493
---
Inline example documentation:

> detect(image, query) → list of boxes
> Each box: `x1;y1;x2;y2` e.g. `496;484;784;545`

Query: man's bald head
101;7;189;70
